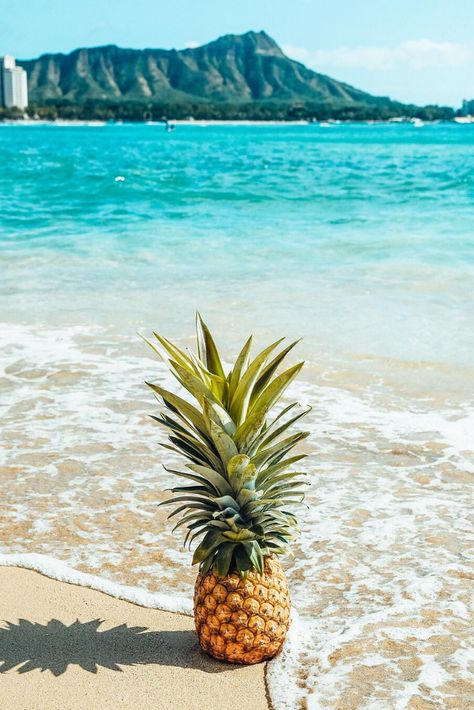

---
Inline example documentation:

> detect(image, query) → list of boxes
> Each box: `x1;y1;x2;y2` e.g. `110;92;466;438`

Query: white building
0;55;28;110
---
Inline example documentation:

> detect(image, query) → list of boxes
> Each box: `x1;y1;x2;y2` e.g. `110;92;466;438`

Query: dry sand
0;567;269;710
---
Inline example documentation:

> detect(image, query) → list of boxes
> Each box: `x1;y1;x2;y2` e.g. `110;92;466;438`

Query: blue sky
1;0;473;106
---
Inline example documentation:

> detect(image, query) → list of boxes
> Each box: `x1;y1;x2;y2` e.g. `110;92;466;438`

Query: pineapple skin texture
194;556;290;664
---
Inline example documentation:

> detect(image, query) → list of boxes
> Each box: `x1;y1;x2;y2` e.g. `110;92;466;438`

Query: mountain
14;31;453;121
19;31;392;108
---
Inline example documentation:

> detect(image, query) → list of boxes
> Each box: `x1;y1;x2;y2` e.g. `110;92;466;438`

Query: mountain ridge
18;31;394;107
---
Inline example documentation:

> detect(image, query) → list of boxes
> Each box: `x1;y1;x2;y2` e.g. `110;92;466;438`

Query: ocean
1;123;473;708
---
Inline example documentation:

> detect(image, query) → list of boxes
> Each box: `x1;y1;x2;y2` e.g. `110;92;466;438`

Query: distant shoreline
1;117;473;127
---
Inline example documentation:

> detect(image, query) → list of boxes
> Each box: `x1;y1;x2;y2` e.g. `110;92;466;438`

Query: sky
0;0;473;107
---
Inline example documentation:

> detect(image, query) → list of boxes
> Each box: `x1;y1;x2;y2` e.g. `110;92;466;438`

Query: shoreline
1;117;473;127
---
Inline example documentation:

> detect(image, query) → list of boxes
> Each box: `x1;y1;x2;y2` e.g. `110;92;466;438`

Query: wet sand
0;567;268;710
1;324;473;708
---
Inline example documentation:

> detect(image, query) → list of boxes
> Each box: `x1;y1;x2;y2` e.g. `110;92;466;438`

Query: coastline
1;117;473;126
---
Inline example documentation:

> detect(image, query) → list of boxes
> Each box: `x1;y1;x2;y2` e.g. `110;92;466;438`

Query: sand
0;567;269;710
2;329;473;707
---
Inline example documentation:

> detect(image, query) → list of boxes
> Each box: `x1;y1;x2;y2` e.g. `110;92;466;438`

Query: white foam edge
0;552;193;615
0;552;301;708
266;607;304;709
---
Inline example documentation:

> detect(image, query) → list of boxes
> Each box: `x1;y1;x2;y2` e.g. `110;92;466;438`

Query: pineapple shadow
0;618;238;676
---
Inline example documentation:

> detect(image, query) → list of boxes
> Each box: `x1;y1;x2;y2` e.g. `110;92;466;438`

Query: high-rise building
0;55;28;110
461;99;474;117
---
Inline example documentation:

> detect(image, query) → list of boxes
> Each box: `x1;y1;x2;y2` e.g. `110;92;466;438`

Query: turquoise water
2;124;474;707
1;123;473;365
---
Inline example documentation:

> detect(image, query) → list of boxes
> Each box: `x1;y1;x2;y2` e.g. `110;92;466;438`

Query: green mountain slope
19;31;392;107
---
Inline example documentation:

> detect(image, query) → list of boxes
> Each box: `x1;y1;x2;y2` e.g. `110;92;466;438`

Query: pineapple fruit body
194;557;290;664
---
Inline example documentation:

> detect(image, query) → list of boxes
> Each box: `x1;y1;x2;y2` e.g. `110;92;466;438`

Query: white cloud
283;39;473;72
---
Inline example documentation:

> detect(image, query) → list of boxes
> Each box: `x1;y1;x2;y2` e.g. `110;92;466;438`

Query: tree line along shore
0;100;457;123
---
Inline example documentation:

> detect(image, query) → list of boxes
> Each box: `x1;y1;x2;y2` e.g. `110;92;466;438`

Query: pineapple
145;315;309;664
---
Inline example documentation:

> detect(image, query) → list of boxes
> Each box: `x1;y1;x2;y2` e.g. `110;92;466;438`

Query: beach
1;123;473;708
0;566;268;710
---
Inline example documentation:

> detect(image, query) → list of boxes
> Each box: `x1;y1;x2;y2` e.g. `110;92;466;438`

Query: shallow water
2;123;474;364
1;124;473;708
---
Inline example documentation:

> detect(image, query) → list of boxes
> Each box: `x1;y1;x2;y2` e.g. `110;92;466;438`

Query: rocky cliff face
19;31;390;106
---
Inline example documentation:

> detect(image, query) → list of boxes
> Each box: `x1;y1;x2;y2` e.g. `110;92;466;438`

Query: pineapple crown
144;314;310;578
